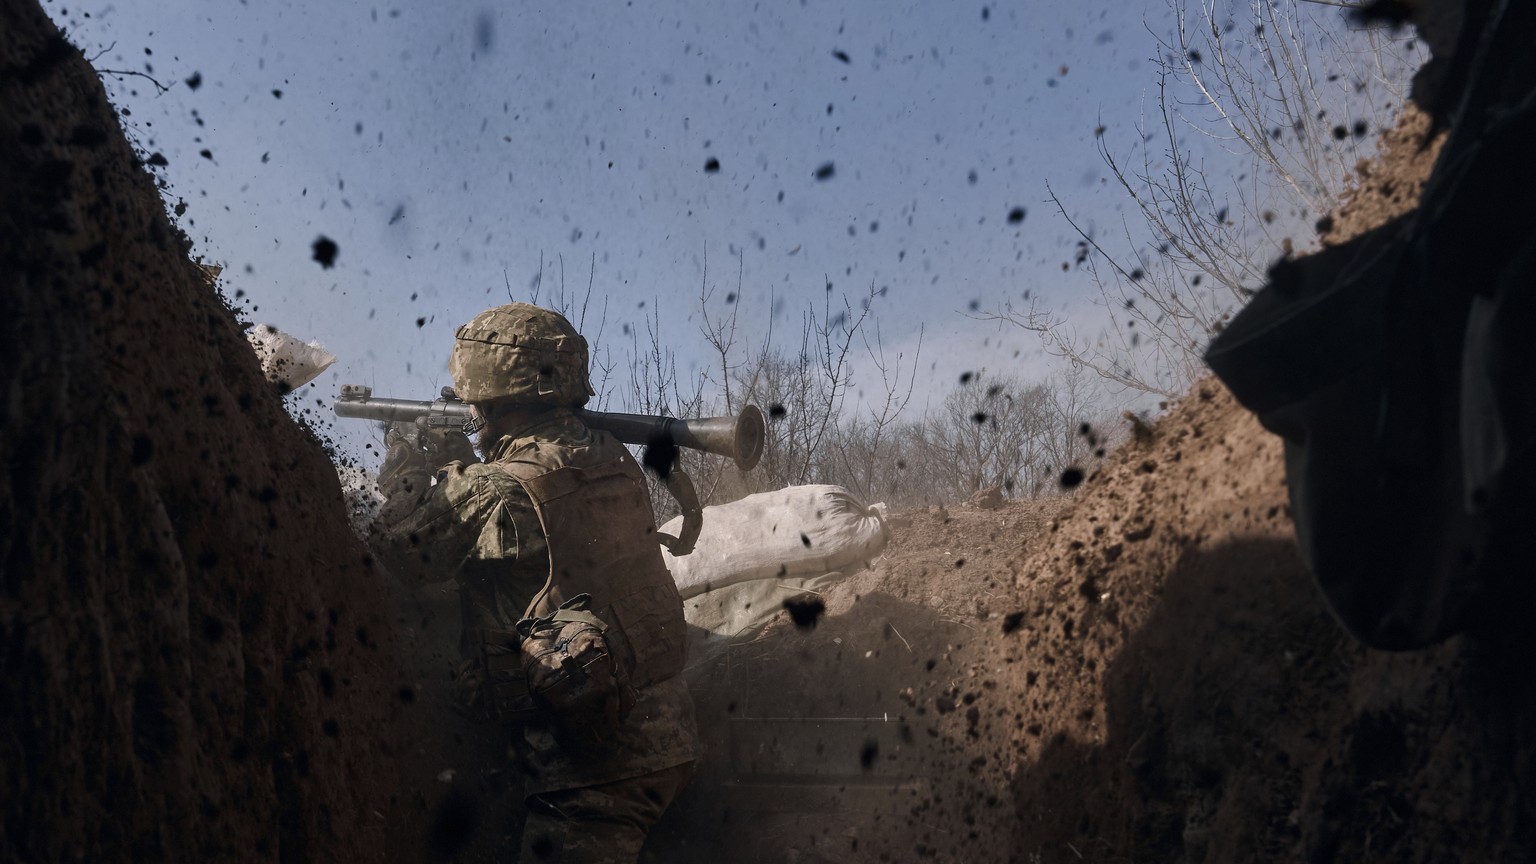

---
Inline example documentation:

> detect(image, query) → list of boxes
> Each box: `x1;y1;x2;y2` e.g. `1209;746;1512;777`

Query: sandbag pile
660;484;890;600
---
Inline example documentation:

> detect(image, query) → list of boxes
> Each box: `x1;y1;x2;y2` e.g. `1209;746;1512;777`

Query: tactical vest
502;433;688;690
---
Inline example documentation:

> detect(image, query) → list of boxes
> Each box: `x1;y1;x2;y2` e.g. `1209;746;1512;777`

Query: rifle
335;384;765;555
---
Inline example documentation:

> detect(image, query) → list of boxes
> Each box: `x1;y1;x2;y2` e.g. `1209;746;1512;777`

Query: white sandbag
660;484;889;600
246;324;337;391
684;571;850;639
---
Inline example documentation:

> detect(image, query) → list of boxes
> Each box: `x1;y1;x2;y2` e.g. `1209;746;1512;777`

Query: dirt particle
860;738;879;770
642;436;680;479
1001;612;1025;634
311;236;338;268
783;596;826;630
130;434;154;465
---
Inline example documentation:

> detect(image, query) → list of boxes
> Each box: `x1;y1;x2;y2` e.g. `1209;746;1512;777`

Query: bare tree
995;0;1421;397
605;254;923;513
734;281;894;491
1037;362;1120;494
821;317;923;502
906;373;1053;502
602;257;1136;512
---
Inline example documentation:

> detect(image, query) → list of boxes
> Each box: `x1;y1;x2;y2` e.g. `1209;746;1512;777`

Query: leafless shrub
995;0;1421;397
608;254;1123;513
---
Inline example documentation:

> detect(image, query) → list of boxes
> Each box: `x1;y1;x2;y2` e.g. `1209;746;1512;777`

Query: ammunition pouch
516;594;635;737
478;627;540;724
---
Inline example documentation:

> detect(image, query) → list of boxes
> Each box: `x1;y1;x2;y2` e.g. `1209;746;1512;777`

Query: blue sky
55;0;1409;458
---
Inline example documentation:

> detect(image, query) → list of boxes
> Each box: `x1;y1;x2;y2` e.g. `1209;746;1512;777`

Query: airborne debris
474;11;495;51
783;596;826;630
859;738;879;770
311;236;338;268
642;436;680;480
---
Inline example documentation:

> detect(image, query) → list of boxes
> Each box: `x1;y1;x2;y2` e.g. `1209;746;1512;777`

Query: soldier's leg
517;763;693;864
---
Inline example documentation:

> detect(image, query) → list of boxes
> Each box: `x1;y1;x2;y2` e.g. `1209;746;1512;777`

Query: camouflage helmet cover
448;303;595;406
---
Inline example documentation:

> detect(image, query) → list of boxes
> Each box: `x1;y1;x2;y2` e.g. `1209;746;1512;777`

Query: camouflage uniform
372;304;697;863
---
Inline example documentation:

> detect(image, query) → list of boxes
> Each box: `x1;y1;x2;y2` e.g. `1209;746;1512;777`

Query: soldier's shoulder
492;439;578;474
432;460;532;507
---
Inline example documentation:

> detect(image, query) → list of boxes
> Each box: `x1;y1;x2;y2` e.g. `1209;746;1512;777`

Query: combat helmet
449;303;595;407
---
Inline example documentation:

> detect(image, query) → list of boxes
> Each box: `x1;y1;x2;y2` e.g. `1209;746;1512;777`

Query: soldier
371;303;697;863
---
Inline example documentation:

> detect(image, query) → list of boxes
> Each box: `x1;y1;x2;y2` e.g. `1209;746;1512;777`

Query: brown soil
1;6;420;861
666;376;1533;863
1320;101;1444;248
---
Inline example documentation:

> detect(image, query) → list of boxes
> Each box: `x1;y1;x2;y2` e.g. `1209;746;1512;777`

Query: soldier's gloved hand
378;426;431;501
415;417;479;469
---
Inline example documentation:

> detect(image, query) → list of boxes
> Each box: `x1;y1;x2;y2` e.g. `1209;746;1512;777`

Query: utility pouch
479;627;540;724
516;594;634;736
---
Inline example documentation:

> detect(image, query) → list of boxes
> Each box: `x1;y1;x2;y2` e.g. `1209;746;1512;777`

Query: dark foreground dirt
0;3;416;860
909;381;1536;863
6;0;1536;862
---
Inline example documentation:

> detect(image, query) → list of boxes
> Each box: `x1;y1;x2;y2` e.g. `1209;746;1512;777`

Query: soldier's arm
369;462;525;585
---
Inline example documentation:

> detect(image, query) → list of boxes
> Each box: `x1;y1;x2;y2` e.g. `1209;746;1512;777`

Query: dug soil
664;375;1534;864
